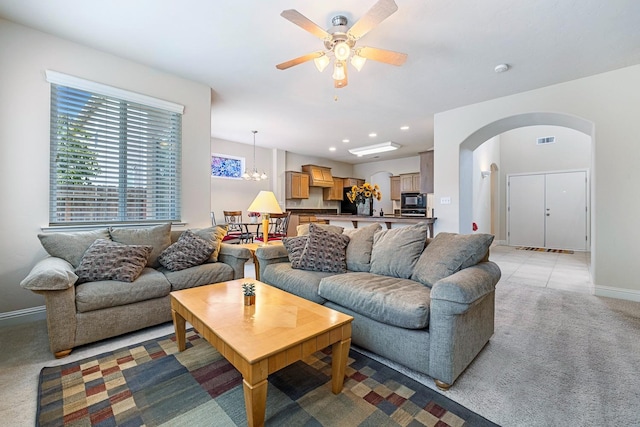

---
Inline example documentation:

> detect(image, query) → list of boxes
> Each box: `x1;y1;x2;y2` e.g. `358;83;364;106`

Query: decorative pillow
282;235;309;268
38;228;110;268
109;223;171;268
369;223;429;279
298;223;350;273
296;223;344;236
75;239;152;283
158;230;214;271
191;225;227;262
411;232;495;287
342;223;382;272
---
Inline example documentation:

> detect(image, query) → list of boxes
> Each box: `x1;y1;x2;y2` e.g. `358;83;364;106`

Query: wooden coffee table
170;279;353;427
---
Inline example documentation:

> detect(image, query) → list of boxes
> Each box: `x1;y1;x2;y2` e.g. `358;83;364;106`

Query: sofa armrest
428;261;501;386
430;261;501;313
217;243;252;279
20;257;78;292
255;245;290;279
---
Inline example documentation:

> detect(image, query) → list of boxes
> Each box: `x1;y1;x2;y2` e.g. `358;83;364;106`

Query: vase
356;197;373;216
244;295;255;306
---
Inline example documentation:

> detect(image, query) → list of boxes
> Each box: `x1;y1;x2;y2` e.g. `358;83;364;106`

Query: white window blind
49;82;182;225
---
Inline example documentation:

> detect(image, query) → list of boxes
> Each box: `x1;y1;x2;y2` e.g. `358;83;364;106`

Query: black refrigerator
340;188;357;214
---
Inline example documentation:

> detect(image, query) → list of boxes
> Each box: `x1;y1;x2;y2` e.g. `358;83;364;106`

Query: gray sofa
255;222;501;389
21;224;251;358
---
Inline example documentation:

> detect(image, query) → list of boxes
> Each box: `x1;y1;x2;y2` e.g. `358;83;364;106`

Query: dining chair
255;212;291;242
223;210;253;243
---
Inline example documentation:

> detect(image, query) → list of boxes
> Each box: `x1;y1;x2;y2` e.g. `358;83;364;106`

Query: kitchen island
314;215;436;238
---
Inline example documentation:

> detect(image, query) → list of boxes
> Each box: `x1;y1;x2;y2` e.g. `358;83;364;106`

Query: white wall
210;137;273;223
498;125;591;239
0;19;212;314
434;64;640;300
472;136;500;234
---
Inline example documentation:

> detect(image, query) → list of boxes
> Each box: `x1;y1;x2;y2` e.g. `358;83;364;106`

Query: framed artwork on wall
211;153;245;179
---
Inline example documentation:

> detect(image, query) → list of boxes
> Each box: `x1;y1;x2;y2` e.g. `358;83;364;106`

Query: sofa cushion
319;272;432;329
298;223;350;273
158;230;214;271
261;262;335;304
411;232;495;287
282;235;308;268
296;223;344;236
342;223;381;272
75;268;171;313
38;228;110;268
75;239;152;283
110;223;171;268
369;223;429;279
161;262;234;291
192;225;227;262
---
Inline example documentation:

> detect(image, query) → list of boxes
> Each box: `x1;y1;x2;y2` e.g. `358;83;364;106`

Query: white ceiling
1;0;639;164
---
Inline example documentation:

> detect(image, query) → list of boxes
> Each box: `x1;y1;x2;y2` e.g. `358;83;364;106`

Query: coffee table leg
243;378;268;427
172;309;186;352
331;337;351;394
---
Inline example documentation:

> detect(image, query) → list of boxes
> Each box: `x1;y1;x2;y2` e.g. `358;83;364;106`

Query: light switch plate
440;196;451;205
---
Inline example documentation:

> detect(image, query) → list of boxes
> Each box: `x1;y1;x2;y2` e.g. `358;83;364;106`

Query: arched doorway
459;112;594;254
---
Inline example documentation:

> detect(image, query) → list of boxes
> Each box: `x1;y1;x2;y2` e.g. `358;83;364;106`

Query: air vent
536;136;556;145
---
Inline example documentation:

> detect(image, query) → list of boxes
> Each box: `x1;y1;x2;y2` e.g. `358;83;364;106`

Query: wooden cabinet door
286;172;309;199
390;176;401;200
400;174;414;192
323;177;344;200
412;174;421;192
299;174;310;198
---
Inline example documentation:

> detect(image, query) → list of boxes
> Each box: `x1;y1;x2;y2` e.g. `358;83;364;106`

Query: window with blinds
49;82;182;225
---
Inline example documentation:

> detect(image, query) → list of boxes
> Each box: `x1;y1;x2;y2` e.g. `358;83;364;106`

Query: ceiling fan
275;0;408;88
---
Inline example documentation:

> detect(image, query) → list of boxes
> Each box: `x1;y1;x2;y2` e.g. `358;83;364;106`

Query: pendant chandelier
242;130;268;181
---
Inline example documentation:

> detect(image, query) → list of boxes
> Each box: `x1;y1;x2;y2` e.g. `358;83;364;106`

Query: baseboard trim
0;305;46;327
594;285;640;302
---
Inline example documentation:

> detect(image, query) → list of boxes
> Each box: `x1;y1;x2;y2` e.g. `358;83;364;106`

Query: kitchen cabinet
400;173;420;192
390;176;401;200
420;151;434;193
286;171;309;199
301;164;334;187
323;177;344;201
343;177;365;188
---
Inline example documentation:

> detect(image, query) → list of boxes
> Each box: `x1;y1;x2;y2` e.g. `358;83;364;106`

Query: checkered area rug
516;246;575;254
37;330;496;426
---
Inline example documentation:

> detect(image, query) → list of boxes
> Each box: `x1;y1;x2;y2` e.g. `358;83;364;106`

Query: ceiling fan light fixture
348;141;401;156
350;54;367;71
314;54;330;72
333;41;351;61
332;62;346;80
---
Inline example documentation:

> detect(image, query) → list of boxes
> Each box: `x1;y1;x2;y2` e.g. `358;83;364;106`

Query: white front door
508;171;587;250
508;174;545;247
545;171;587;250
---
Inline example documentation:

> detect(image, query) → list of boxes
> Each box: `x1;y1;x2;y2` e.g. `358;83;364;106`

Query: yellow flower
374;184;379;190
351;185;358;193
364;191;372;197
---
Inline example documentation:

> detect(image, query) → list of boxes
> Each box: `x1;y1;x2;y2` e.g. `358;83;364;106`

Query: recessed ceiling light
329;147;336;151
494;63;510;73
342;139;350;143
400;126;410;130
368;132;377;137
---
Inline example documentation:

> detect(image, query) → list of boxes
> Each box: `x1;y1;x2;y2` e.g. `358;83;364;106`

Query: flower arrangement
346;182;382;205
242;282;256;296
247;212;261;218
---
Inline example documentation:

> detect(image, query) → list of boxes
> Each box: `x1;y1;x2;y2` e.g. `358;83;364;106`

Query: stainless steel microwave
401;192;427;209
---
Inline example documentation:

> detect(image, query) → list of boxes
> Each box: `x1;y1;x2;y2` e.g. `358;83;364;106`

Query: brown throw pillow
191;225;227;262
298;223;350;273
158;230;215;271
75;239;152;283
282;235;309;269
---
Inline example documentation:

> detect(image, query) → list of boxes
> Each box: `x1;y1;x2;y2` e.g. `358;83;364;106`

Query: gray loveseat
255;222;501;389
21;223;251;358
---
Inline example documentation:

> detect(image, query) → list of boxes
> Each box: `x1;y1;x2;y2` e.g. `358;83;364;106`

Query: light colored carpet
362;279;640;426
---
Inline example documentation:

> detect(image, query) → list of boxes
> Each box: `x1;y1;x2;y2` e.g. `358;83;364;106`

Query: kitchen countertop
314;214;436;237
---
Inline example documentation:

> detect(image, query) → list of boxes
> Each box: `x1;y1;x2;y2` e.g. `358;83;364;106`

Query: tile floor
489;244;593;294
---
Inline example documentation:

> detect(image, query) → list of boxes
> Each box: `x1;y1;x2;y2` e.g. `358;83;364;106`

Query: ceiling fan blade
334;61;348;89
357;46;407;66
348;0;398;40
276;51;325;70
281;9;331;40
